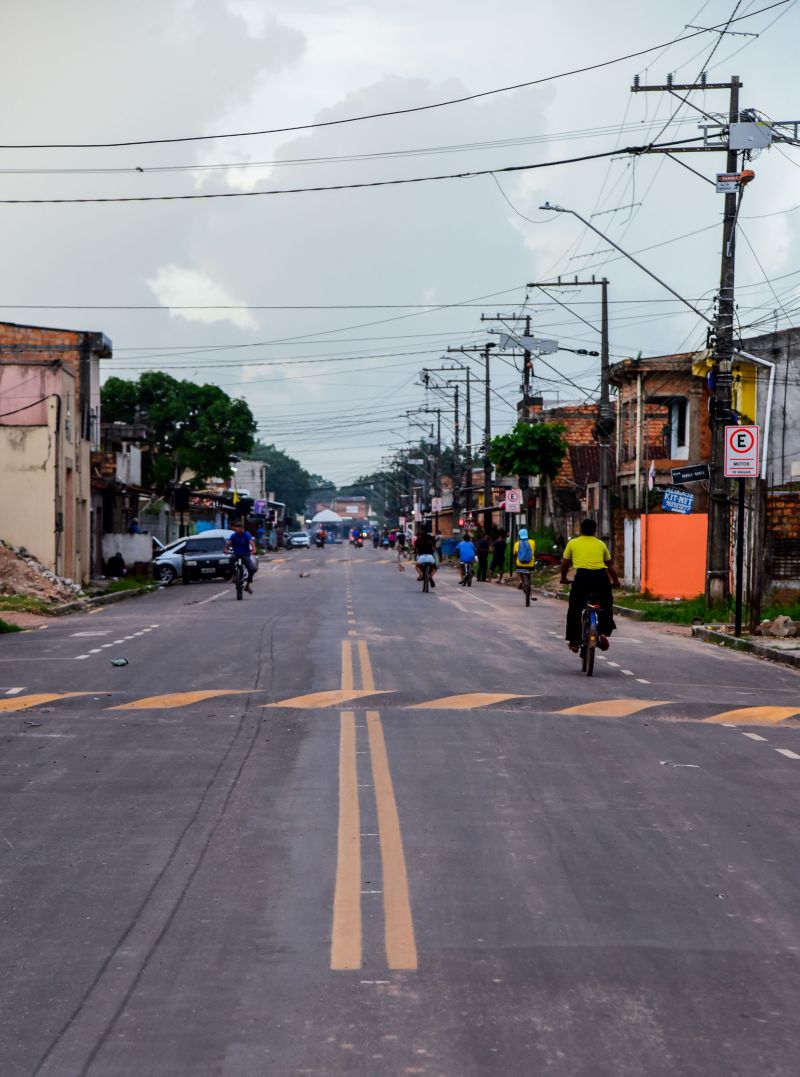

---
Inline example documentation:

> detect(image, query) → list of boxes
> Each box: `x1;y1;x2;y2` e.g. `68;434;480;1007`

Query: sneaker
245;583;253;593
598;635;609;651
568;643;580;653
429;577;435;588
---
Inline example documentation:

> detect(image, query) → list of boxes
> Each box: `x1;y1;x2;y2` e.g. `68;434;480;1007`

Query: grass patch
613;592;800;626
93;576;153;595
0;618;23;633
0;594;52;614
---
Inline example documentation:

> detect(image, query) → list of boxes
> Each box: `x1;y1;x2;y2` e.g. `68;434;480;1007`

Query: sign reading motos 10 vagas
724;425;760;478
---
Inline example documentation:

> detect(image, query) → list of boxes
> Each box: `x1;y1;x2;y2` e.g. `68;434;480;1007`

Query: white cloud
147;265;258;329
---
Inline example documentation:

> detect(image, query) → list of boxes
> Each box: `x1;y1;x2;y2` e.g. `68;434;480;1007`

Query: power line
0;138;706;204
2;9;787;151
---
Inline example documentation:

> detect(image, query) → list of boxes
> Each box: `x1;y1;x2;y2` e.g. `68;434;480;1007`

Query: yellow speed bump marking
109;690;252;711
0;692;91;712
704;705;800;725
557;699;670;717
409;692;526;710
264;689;391;709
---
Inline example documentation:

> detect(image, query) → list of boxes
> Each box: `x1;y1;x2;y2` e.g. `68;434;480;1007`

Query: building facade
0;322;112;584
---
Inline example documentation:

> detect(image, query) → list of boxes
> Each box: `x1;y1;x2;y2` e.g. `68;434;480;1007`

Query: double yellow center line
331;639;417;971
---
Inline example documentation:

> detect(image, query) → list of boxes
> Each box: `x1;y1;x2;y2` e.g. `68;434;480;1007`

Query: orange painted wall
642;513;708;598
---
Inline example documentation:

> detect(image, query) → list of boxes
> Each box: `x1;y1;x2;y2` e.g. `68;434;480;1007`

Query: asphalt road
1;544;799;1076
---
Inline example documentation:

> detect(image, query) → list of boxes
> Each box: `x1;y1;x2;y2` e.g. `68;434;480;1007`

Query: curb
49;585;156;617
691;625;800;670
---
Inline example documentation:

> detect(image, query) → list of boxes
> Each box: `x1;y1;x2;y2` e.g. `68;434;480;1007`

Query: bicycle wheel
235;562;244;600
584;610;597;675
523;574;531;607
466;566;473;587
422;564;429;593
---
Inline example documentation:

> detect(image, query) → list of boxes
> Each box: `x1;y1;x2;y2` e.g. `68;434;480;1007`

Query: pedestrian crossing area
1;688;799;726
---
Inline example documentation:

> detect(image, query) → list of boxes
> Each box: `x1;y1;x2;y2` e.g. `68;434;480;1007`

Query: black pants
477;553;489;581
566;568;615;646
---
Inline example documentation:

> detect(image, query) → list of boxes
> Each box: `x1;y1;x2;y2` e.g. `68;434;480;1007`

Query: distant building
0;321;112;583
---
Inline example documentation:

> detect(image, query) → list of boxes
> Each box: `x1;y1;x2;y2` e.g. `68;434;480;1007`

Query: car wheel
156;564;177;585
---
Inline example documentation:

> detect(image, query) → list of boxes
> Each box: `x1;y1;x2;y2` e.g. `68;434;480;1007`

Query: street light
539;202;714;327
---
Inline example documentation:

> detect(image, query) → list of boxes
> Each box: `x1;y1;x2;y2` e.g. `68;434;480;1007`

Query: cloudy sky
3;0;798;486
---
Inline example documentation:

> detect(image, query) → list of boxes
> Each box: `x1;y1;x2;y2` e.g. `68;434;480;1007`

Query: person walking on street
490;530;507;583
476;534;490;581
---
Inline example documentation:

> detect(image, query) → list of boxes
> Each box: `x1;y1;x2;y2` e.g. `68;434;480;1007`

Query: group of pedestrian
449;528;512;584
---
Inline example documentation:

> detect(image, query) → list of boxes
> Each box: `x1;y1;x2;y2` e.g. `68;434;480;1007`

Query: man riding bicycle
560;518;620;653
512;527;537;597
414;527;437;587
456;533;477;585
224;521;257;593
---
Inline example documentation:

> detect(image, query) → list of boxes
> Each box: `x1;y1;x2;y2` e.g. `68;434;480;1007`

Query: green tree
488;421;568;479
101;372;256;491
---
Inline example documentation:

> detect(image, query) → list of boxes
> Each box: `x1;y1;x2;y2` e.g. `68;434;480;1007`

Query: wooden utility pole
448;342;497;531
526;279;612;546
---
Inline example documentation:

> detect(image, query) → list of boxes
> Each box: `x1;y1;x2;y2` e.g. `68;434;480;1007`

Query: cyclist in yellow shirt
560;518;620;653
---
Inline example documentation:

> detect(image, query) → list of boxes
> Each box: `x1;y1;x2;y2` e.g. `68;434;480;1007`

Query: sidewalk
690;625;800;670
487;571;800;674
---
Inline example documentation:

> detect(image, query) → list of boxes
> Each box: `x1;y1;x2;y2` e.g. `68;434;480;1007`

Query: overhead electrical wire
0;137;708;204
1;5;787;151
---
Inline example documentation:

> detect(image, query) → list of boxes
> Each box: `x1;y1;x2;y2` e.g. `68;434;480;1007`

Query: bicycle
232;556;247;601
461;562;474;588
517;568;534;607
579;596;602;676
420;561;432;593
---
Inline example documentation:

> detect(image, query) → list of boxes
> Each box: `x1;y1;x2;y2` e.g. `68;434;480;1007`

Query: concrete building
0;322;112;584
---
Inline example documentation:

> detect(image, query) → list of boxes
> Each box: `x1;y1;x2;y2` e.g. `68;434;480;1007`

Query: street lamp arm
540;202;715;327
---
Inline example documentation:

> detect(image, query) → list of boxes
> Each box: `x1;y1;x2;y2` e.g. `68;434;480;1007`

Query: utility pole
480;312;533;419
420;366;463;519
448;343;497;531
631;73;742;604
525;278;612;546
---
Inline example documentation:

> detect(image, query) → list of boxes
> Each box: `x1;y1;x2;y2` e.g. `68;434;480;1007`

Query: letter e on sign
724;425;759;478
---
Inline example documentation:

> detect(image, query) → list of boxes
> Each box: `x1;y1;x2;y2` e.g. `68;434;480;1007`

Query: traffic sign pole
735;478;745;637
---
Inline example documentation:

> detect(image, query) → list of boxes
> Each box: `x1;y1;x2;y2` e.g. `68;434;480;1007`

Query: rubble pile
0;541;83;602
754;614;800;638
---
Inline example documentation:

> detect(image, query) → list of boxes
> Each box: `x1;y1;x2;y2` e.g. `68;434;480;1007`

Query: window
670;398;689;459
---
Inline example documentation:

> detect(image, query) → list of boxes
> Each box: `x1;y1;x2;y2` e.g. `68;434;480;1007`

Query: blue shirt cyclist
224;522;257;591
456;533;477;585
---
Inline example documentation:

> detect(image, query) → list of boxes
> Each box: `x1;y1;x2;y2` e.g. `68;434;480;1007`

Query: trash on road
298;572;311;578
659;760;700;768
110;658;129;666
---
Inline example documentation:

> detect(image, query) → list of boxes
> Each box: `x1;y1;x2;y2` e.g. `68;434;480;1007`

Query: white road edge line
636;678;651;684
775;748;800;760
742;732;767;742
5;688;24;695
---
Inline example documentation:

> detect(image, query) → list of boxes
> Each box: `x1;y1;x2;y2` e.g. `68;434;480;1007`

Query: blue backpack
517;538;533;564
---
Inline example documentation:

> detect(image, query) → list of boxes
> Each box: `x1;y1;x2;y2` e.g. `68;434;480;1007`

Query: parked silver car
288;531;311;548
152;529;258;584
